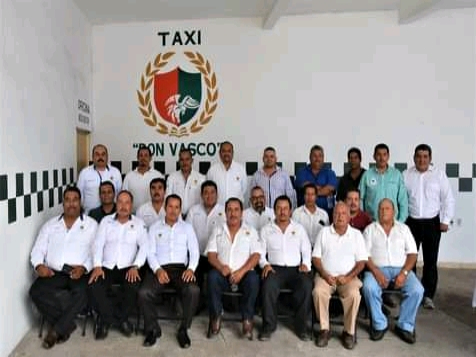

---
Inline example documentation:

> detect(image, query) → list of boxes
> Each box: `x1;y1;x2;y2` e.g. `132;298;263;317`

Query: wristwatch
402;269;409;277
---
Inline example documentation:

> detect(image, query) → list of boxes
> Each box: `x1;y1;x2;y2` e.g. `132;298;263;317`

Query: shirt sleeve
258;227;270;268
240;165;248;198
311;229;324;258
30;221;50;269
249;228;262;255
122;173;130;190
113;168;123;195
132;222;149;268
327;170;338;188
363;224;373;257
77;170;86;204
403;224;418;254
186;225;200;271
93;219;108;267
354;232;369;261
439;171;455;225
300;226;312;270
205;226;219;254
82;220;97;272
396;171;409;222
147;228;160;273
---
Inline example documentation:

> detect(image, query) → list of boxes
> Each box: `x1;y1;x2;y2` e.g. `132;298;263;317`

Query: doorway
76;129;90;178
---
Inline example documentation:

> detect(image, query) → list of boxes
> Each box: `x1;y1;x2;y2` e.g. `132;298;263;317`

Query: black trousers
261;266;313;333
88;267;140;326
29;272;88;336
137;264;200;332
406;216;442;299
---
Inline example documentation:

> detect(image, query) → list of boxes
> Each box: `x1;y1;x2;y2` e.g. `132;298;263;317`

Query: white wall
0;0;92;355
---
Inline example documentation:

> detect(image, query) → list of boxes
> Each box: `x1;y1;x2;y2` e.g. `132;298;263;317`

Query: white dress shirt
93;214;148;269
122;167;163;212
147;219;200;273
30;215;97;272
77;164;122;213
243;207;275;232
403;165;455;225
206;223;261;272
259;220;312;271
206;160;248;205
312;225;368;276
136;201;166;228
186;203;226;255
166;169;205;215
364;221;417;268
292;205;330;246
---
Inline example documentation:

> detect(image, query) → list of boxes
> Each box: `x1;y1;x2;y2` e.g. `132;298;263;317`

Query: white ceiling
73;0;476;27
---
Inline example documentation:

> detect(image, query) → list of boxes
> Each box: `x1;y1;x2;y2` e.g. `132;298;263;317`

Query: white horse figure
165;94;200;125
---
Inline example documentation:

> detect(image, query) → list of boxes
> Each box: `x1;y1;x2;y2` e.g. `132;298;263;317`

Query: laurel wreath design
137;51;218;137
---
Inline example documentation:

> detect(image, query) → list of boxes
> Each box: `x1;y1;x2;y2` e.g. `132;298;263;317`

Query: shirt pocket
267;237;282;252
424;182;440;201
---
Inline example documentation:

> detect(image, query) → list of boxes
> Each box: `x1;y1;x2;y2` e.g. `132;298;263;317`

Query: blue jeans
362;267;423;332
207;269;259;320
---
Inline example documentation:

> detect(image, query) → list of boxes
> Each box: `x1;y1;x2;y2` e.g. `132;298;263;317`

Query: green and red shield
154;67;202;127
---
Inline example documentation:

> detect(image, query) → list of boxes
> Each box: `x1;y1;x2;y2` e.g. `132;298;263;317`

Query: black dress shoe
119;321;133;337
370;327;388;341
57;324;77;344
143;329;159;347
95;322;109;340
258;330;272;341
177;327;191;349
297;329;311;341
395;326;416;344
42;329;58;349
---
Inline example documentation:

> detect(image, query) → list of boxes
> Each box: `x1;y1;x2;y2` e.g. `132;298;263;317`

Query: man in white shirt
249;146;297;208
136;177;166;228
186;180;225;297
123;146;164;212
403;144;455;310
292;183;330;246
166;148;205;217
138;194;200;349
259;195;313;341
29;186;97;349
77;144;122;213
243;186;275;232
88;190;148;340
206;141;247;205
88;181;116;223
362;198;424;344
312;202;367;350
206;197;261;340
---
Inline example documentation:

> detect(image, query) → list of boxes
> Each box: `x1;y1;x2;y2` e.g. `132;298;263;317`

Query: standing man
206;198;261;340
259;195;313;341
362;199;423;344
77;144;122;213
292;183;330;247
207;141;247;205
138;194;200;349
136;178;167;228
250;146;297;209
166;148;205;217
295;145;337;219
123;146;163;212
403;144;455;310
243;186;275;231
336;147;366;201
30;187;97;349
312;202;367;350
89;190;148;340
359;143;408;222
345;189;372;232
88;181;116;223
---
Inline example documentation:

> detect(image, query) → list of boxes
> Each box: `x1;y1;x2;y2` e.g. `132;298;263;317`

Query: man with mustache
136;177;167;228
77;144;122;213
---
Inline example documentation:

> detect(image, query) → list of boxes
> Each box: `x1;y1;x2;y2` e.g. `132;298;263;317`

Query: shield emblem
154;67;202;126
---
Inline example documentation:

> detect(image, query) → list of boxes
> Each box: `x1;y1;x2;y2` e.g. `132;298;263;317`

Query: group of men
29;141;455;351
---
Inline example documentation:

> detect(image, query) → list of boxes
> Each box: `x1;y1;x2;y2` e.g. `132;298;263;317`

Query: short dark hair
347;147;362;161
137;145;152;158
201;180;217;194
303;183;317;196
98;181;115;194
264;146;276;153
374;143;389;155
92;144;108;156
117;189;133;202
179;147;193;158
149;177;166;190
273;195;292;210
165;194;182;208
220;141;234;151
64;185;81;200
414;143;432;158
309;145;324;158
225;197;243;211
345;188;360;198
250;185;264;195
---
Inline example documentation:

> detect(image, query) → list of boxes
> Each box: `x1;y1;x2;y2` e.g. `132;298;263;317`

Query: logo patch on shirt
370;178;377;186
236;176;240;181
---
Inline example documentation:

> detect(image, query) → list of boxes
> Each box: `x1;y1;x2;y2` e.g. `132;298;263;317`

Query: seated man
312;202;367;350
88;190;148;340
243;186;275;231
138;194;200;349
292;183;330;246
259;195;313;341
362;198;424;344
29;186;97;349
88;181;117;223
136;177;166;228
345;189;372;232
206;197;261;340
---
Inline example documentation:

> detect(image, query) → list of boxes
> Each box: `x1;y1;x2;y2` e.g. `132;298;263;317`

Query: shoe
242;319;253;340
422;297;435;310
119;320;133;337
42;329;58;349
395;326;416;344
208;316;221;337
297;329;311;341
94;322;109;340
316;329;330;347
370;327;388;341
258;330;272;341
143;329;160;347
177;327;191;349
342;331;355;350
57;324;77;344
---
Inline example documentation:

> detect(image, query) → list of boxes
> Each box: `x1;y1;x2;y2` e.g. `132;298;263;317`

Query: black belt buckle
62;264;74;274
